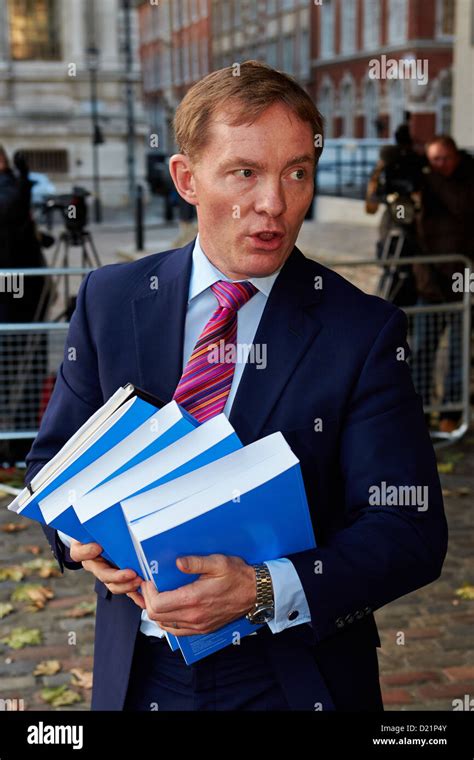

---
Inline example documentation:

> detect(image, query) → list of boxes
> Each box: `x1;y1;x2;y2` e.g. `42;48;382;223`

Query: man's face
427;144;460;178
170;102;316;279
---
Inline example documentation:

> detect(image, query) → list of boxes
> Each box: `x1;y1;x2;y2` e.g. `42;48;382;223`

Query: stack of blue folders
7;383;316;664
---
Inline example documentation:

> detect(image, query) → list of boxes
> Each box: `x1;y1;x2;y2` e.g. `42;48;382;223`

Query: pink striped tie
172;280;258;422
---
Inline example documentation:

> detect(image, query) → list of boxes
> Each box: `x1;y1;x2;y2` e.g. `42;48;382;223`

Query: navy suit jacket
25;240;448;711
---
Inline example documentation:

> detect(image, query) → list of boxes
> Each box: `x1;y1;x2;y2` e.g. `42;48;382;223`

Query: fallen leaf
70;668;93;690
455;584;474;601
22;559;61;578
441;489;452;497
437;462;454;474
10;583;54;610
0;565;25;582
33;660;62;677
21;545;42;555
0;627;43;649
456;486;471;497
40;685;82;707
0;602;14;619
0;522;28;533
64;601;96;618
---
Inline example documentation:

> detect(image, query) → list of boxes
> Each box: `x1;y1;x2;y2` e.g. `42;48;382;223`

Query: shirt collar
188;232;281;303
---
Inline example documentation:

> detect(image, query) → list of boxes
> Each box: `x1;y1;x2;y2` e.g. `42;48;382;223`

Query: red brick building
311;0;455;143
138;0;211;153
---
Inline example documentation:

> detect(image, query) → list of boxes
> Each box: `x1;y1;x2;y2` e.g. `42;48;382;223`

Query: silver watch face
248;605;274;624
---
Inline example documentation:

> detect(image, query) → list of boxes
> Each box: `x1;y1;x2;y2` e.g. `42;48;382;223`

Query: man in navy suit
25;62;447;711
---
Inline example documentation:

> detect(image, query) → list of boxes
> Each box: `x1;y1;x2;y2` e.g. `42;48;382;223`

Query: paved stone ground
0;433;472;712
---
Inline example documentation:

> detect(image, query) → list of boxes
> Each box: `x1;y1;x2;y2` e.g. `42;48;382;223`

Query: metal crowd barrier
0;258;471;460
0;267;93;463
320;254;472;448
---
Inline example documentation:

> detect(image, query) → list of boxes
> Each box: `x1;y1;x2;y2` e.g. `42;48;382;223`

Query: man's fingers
70;540;103;562
82;559;139;585
127;591;146;609
107;579;143;595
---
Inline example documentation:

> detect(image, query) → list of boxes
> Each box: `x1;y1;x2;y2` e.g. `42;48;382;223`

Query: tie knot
211;280;258;311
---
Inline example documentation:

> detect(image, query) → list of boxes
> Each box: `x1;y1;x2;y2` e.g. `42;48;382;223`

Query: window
436;70;452;132
266;40;278;67
318;81;334;138
364;80;379;137
200;37;209;74
340;79;355;138
222;1;231;31
320;0;334;59
183;41;190;83
173;44;182;85
8;0;61;60
436;0;455;37
267;0;277;14
172;0;182;30
363;0;380;49
389;79;405;135
341;0;356;54
191;38;199;80
283;35;294;73
300;28;310;77
388;0;407;45
19;149;68;174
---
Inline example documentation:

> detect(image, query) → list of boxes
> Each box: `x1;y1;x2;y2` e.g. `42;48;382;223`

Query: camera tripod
49;227;102;319
376;226;416;304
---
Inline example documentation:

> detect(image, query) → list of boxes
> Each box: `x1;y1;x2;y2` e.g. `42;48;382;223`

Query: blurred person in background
410;136;474;433
365;123;426;307
0;147;50;463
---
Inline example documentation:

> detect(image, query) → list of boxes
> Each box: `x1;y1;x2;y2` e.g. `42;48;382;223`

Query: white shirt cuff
264;558;311;634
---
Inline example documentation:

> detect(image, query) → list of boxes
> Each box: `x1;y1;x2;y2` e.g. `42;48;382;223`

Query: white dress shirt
58;233;311;638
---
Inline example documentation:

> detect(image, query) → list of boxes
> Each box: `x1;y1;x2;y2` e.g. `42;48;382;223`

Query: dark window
8;0;61;61
19;149;69;174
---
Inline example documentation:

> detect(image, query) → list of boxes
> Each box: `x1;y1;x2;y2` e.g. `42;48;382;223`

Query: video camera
42;186;90;238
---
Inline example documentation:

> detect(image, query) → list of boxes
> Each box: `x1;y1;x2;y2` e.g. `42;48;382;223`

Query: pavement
0;206;472;711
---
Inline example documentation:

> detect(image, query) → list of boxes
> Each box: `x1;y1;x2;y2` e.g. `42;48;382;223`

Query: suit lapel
132;241;323;439
229;247;323;443
131;239;194;402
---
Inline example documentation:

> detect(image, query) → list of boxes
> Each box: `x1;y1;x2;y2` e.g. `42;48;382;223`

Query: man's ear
169;153;198;206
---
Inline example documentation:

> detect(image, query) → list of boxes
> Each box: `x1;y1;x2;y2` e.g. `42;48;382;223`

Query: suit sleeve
24;271;104;573
286;307;448;643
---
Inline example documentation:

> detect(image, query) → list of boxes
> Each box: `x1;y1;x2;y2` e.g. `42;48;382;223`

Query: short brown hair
173;60;324;165
426;135;458;153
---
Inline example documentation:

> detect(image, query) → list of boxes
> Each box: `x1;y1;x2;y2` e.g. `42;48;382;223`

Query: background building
311;0;455;141
138;0;211;155
452;0;474;146
0;0;147;207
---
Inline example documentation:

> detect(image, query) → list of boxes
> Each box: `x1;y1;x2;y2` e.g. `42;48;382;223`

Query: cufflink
288;610;299;621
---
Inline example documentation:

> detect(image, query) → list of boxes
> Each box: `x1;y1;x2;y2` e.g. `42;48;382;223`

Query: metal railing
319;254;472;448
0;258;471;457
0;267;93;463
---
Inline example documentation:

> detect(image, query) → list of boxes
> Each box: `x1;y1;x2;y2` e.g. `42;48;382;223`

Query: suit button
335;617;345;629
355;610;364;619
288;610;299;621
345;614;354;624
363;606;372;615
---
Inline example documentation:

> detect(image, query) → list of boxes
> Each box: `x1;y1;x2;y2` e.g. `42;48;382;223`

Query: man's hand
70;540;146;609
141;554;257;636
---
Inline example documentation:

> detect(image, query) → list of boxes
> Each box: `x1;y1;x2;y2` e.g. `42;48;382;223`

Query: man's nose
253;180;287;217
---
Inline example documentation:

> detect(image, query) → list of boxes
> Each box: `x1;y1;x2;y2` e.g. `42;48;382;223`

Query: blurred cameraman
411;136;474;433
0;147;46;322
365;123;427;306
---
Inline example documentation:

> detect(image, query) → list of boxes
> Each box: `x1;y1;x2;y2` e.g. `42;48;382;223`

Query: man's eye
235;169;255;178
290;169;306;180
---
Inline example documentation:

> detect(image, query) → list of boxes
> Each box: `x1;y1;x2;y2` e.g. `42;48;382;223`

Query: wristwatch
246;563;275;624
